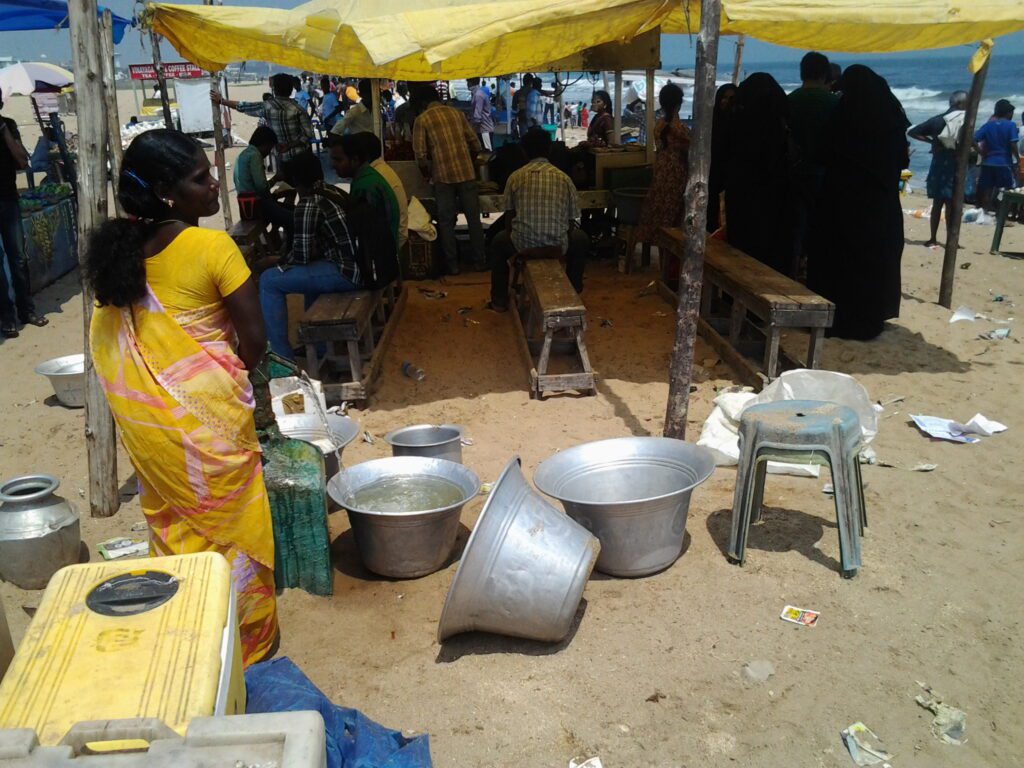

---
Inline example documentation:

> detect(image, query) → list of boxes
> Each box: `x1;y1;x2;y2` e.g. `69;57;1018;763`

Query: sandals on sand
1;324;17;338
20;313;49;327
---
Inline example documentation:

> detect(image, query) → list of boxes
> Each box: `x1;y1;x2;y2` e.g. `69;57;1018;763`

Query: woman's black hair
593;90;612;113
86;129;203;308
658;83;684;149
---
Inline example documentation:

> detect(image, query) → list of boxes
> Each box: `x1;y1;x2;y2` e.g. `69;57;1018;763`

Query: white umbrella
0;63;73;97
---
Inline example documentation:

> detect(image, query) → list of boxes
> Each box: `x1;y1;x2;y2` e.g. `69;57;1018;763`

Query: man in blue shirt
974;99;1020;211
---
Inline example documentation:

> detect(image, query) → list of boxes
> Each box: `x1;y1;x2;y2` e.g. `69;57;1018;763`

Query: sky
0;1;1021;70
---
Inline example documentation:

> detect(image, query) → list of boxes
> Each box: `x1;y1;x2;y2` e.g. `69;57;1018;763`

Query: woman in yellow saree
85;129;276;665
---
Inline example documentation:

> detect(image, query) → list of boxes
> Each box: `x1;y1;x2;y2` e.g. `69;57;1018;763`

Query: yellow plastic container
0;552;244;745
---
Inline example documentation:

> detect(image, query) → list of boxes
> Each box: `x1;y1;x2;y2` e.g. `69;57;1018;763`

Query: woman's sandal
20;313;49;327
1;324;18;339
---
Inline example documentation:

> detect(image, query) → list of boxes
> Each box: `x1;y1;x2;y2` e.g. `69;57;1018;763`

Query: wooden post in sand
731;35;745;85
209;73;233;230
99;10;124;217
645;68;656;164
939;49;990;308
613;71;623;143
68;0;120;517
148;28;174;128
664;0;721;439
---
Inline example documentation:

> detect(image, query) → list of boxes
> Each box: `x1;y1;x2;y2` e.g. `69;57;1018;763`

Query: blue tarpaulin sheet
0;0;132;43
245;656;433;768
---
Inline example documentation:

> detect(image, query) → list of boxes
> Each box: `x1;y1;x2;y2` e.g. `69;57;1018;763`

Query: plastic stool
728;400;867;578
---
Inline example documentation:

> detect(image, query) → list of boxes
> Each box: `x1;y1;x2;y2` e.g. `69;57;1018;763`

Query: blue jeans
0;197;33;326
259;261;359;360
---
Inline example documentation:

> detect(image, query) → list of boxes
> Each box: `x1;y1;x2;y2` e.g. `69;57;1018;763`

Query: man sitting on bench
490;127;588;312
259;151;361;360
234;126;294;239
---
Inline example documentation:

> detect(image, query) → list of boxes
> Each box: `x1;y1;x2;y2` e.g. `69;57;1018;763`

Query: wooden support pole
371;77;382;150
613;70;623;144
68;0;120;517
556;72;565;142
209;73;232;230
732;35;746;85
664;0;721;439
99;10;123;217
645;67;656;163
939;51;990;308
148;28;173;128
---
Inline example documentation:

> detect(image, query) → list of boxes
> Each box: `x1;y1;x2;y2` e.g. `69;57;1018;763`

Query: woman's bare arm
222;279;267;371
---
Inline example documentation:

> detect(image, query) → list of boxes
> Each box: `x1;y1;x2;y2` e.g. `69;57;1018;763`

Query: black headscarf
729;73;790;170
831;64;910;183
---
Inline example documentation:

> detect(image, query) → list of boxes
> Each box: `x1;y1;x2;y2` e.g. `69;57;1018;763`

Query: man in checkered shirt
490;127;589;312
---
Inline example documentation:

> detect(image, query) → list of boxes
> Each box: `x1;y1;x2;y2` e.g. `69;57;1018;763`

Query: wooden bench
297;283;405;403
511;258;596;398
660;227;834;388
230;219;281;272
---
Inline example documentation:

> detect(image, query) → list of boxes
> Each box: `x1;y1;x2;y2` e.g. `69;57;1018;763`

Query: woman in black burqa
807;64;910;340
724;73;797;275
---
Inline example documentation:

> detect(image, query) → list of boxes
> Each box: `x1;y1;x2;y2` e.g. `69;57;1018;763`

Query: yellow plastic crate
0;552;244;745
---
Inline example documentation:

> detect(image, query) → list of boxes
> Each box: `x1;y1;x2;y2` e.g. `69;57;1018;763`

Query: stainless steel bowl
384;424;463;463
534;437;715;577
327;456;480;579
34;354;85;408
277;413;359;479
437;456;600;643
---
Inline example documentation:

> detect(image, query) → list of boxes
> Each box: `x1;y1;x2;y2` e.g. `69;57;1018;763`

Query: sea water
347;475;465;513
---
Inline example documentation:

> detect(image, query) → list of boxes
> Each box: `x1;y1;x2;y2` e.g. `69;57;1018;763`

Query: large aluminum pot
0;475;81;589
277;413;359;479
438;456;600;643
327;456;480;579
534;437;715;577
34;354;85;408
384;424;463;463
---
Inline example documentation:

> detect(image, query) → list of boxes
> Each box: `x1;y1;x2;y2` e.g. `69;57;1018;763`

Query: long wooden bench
659;227;834;388
511;258;596;399
297;283;404;403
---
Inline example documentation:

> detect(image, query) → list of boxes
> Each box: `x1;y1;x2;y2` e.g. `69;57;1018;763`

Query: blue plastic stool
728;400;867;578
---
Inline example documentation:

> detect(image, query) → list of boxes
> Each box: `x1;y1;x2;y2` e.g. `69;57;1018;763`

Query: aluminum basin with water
384;424;463;463
534;437;715;577
277;413;359;479
438;456;600;643
327;456;480;579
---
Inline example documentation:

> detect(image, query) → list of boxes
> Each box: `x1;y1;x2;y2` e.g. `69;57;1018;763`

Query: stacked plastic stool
728;400;867;578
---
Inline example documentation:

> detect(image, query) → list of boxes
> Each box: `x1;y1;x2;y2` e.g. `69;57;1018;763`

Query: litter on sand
418;288;447;300
916;682;967;745
362;430;375;445
841;722;893;766
910;413;1007;443
98;537;149;560
911;463;938;472
950;305;978;323
569;758;604;768
600;318;614;328
780;605;819;627
979;328;1011;340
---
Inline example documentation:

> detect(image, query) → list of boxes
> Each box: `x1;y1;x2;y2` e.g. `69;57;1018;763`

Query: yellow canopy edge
150;0;1024;76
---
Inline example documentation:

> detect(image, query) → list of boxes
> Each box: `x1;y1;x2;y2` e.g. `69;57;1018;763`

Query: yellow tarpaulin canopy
150;0;1024;78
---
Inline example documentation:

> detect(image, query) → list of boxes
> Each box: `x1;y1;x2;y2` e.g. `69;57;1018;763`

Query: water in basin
347;475;465;513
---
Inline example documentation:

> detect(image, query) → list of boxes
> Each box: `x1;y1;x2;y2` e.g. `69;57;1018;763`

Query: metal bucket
277;413;359;479
437;456;600;643
327;456;480;579
0;475;81;589
534;437;715;577
34;354;85;408
384;424;464;463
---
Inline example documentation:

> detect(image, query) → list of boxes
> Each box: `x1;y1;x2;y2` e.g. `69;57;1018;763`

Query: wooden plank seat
659;227;834;388
297;283;406;403
511;258;596;398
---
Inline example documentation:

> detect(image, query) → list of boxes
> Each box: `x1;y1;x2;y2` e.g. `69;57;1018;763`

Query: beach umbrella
0;0;133;42
0;62;73;96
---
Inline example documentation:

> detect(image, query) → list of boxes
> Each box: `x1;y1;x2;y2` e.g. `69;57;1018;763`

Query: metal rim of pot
328;456;480;518
383;424;463;449
0;475;78;540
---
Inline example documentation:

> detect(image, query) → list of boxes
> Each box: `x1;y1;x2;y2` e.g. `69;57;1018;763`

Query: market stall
20;183;77;293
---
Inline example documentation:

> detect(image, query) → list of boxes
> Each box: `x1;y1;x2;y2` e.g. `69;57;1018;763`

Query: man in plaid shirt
490;127;589;311
215;73;314;178
412;82;486;274
258;152;361;360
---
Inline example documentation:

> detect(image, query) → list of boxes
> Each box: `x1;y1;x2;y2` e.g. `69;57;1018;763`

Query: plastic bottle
401;362;426;381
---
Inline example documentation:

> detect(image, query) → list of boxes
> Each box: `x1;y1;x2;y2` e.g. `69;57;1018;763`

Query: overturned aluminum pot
438;456;599;643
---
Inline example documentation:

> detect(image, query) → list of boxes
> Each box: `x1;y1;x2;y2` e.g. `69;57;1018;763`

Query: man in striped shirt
411;82;486;274
490;127;588;311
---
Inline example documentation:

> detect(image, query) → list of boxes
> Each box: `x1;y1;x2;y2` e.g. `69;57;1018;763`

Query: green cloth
787;86;839;177
233;144;269;195
351;163;400;247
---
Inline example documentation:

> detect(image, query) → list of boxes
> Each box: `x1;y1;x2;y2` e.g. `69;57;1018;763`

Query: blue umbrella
0;0;133;43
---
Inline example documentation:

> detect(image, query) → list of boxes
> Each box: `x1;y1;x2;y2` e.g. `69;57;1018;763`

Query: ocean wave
891;86;943;101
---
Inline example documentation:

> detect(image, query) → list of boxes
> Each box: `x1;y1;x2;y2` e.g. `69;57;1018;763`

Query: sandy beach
1;86;1023;767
